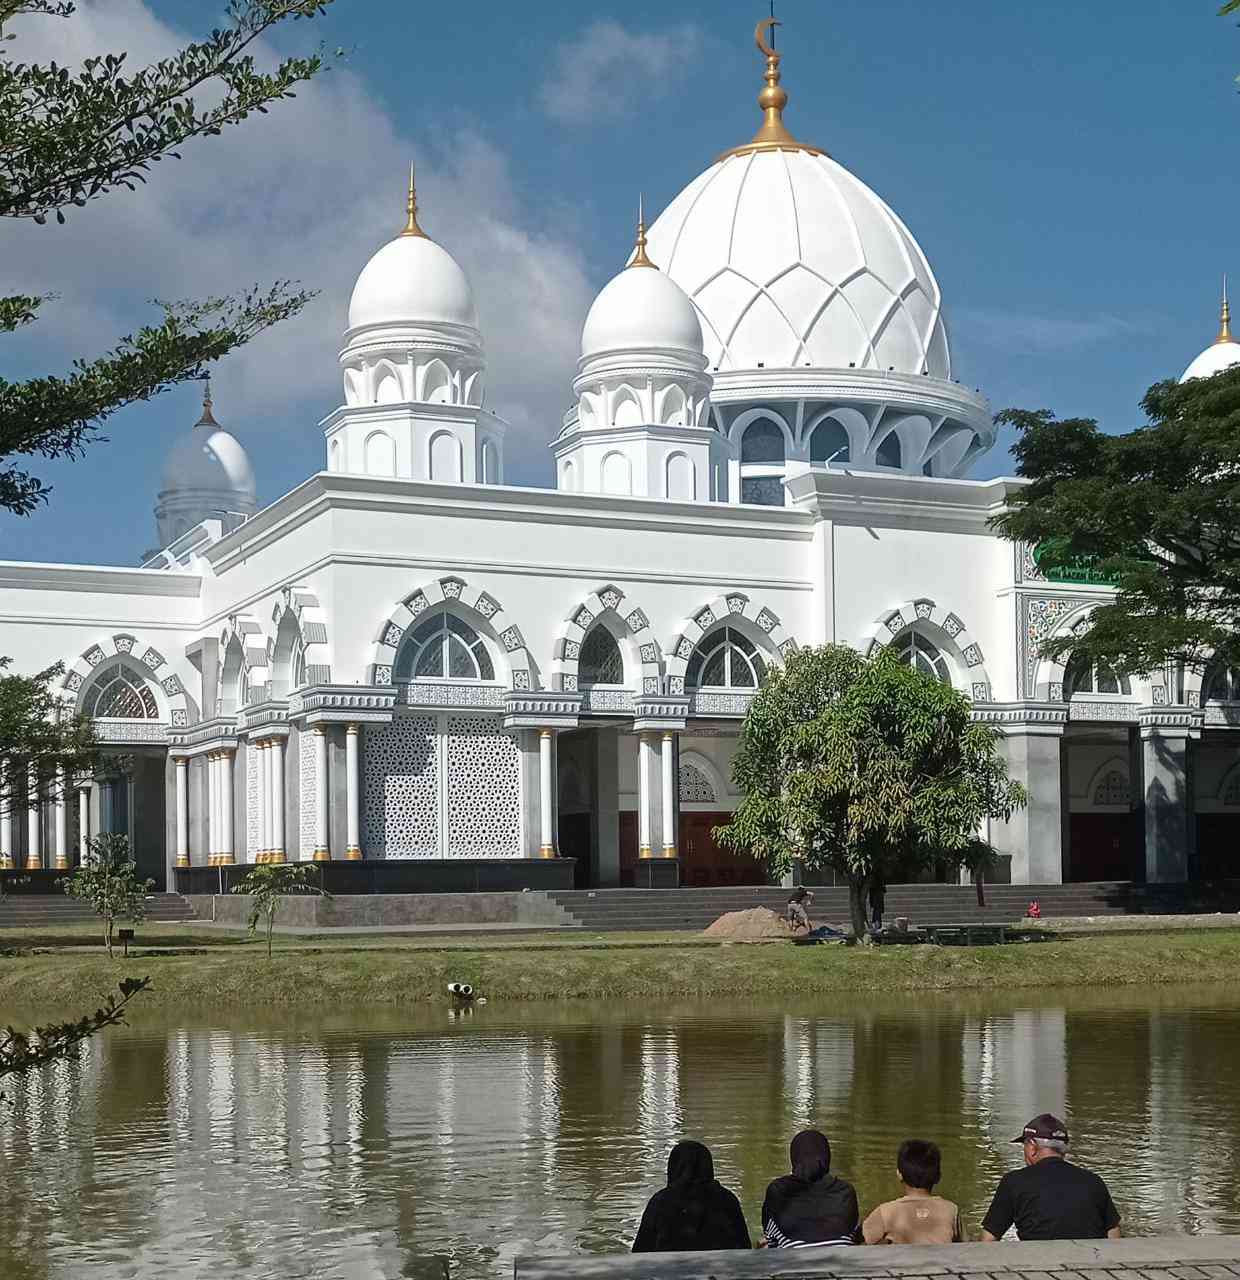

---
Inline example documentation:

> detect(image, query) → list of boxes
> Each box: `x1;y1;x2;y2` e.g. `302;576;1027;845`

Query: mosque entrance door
678;812;766;888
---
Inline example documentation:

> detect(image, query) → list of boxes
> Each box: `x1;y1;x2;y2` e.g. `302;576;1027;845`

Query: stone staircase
0;892;198;928
546;881;1240;933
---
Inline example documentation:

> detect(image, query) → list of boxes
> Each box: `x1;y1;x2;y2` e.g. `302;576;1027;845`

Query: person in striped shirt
760;1130;861;1248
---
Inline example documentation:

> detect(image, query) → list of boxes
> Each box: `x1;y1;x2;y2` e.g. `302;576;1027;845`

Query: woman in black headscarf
760;1129;861;1248
632;1140;751;1252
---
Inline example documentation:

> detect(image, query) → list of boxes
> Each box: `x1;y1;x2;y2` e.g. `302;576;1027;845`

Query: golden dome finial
401;161;427;238
1217;274;1233;345
718;13;823;161
629;192;656;269
196;372;219;428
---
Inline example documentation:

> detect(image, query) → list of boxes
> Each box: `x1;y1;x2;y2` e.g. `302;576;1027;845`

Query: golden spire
401;162;427;238
629;193;656;269
718;14;824;161
1216;275;1233;345
196;372;219;428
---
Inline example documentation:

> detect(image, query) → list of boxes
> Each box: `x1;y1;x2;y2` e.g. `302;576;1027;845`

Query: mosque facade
2;25;1238;893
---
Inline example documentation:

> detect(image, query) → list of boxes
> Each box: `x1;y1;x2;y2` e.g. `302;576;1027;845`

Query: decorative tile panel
963;644;983;667
85;646;106;667
756;610;777;633
446;715;521;857
943;615;964;638
382;623;404;649
407;592;429;616
575;608;595;630
678;763;716;804
695;607;716;629
626;610;648;633
362;714;439;859
639;643;657;663
142;647;164;669
374;665;393;687
727;595;747;614
599;589;621;611
299;731;316;860
501;627;523;652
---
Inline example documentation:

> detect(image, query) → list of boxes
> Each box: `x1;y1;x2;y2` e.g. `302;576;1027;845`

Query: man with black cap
980;1113;1120;1242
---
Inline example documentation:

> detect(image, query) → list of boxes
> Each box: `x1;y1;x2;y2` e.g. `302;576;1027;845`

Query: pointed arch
665;451;695;500
368;575;535;690
218;614;270;712
601;450;632;496
269;585;331;696
421;358;453;405
428;430;462;482
372;359;403;405
678;750;729;807
861;598;993;701
1218;759;1240;806
659;384;687;426
664;593;797;695
552;585;663;694
60;633;197;728
611;386;642;428
364;430;395;477
1028;601;1166;705
1085;756;1132;810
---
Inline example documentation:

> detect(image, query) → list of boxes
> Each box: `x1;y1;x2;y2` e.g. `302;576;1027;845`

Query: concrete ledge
185;890;574;930
516;1235;1240;1280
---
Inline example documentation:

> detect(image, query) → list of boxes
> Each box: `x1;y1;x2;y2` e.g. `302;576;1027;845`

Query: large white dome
160;404;255;501
646;147;950;377
348;233;478;332
581;259;703;360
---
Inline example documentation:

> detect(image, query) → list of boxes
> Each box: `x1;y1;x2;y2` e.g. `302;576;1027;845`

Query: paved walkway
515;1235;1240;1280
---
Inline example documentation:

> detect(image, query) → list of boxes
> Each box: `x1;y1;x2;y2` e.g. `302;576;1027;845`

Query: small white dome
581;263;704;360
160;410;255;501
347;233;478;332
1182;340;1240;382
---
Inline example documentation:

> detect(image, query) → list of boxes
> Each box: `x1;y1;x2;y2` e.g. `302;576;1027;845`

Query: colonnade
0;758;81;870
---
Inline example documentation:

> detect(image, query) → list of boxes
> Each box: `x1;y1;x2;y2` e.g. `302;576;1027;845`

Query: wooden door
679;811;767;887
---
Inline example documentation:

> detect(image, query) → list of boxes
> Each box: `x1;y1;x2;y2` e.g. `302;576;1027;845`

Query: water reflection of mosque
1;1003;1237;1276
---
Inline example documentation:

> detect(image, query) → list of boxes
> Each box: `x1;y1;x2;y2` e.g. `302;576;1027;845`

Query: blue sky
2;0;1237;565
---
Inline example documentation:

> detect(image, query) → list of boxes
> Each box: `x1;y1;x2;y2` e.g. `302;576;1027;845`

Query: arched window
579;626;624;686
809;419;850;464
1064;653;1132;698
1204;661;1240;702
395;613;495;682
1093;769;1130;806
83;664;160;719
740;418;785;464
239;665;251;708
291;635;307;691
686;627;768;690
876;432;902;468
893;631;952;684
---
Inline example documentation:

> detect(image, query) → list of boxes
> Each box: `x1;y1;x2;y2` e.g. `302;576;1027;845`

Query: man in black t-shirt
980;1113;1121;1242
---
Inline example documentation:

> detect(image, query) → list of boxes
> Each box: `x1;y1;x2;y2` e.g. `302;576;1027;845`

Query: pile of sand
702;906;794;943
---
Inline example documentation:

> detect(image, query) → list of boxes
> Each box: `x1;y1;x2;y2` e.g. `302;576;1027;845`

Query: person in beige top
862;1140;964;1245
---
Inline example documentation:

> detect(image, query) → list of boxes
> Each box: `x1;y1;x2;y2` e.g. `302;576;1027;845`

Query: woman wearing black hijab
760;1129;861;1248
632;1140;751;1252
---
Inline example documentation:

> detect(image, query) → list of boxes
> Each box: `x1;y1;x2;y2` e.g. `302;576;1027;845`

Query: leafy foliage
717;645;1025;937
0;0;337;515
0;976;150;1081
62;833;154;956
991;368;1240;677
232;862;328;958
0;657;97;817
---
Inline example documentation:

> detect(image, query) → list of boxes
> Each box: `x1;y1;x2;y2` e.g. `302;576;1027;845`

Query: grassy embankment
2;922;1240;1010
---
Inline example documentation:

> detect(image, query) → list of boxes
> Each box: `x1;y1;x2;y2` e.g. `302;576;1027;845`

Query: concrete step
0;893;198;927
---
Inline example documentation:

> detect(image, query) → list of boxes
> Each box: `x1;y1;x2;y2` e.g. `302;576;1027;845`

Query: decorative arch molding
678;749;729;807
368;575;535;690
552;585;663;695
665;593;797;694
61;633;197;727
1028;601;1166;705
861;599;994;702
268;585;332;693
219;613;270;710
1218;760;1240;807
1084;756;1132;809
728;406;794;456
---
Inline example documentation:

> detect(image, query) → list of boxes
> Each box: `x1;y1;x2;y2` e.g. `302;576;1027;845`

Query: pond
2;986;1239;1279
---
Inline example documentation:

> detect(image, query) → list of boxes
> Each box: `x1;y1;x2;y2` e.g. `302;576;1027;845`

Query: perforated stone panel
246;747;259;861
362;715;439;859
446;715;521;857
678;763;716;804
299;732;316;860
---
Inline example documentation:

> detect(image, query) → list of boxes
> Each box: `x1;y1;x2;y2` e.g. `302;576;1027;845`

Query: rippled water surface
3;987;1240;1279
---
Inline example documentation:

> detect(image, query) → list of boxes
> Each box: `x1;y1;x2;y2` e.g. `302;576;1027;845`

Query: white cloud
954;306;1155;355
539;19;705;125
2;0;595;482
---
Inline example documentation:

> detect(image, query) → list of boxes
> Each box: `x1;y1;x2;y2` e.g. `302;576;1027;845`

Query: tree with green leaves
62;833;155;956
717;645;1026;939
0;0;337;810
232;862;327;958
991;367;1240;685
0;976;150;1084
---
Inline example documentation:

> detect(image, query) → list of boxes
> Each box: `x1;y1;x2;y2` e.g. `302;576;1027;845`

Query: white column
206;753;218;867
25;764;41;869
261;740;273;863
0;759;12;871
538;728;556;858
252;740;265;864
220;750;235;865
174;759;189;867
313;727;330;861
271;738;285;863
78;783;90;863
637;732;654;858
54;765;68;870
660;731;677;858
345;724;361;860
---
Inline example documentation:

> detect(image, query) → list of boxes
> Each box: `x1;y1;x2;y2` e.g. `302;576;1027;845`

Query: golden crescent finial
755;17;779;58
401;161;427;238
718;16;822;161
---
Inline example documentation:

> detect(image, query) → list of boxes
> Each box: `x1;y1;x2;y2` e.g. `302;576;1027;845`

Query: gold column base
0;857;13;871
175;856;190;869
344;846;362;861
638;845;653;859
537;844;558;859
661;845;678;859
312;848;331;863
24;858;42;870
266;851;285;864
53;858;70;870
254;851;268;865
216;854;236;866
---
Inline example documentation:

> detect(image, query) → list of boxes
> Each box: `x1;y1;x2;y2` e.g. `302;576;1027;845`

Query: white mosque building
1;23;1238;894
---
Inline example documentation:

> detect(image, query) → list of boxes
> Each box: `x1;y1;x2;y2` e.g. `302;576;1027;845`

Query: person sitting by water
980;1113;1121;1242
632;1139;750;1253
760;1129;861;1248
786;888;814;933
862;1139;964;1244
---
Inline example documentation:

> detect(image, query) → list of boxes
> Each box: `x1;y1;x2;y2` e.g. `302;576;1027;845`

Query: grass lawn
2;922;1240;1011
